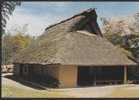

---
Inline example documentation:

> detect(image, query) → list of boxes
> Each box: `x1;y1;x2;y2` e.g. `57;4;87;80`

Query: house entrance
77;67;94;86
77;66;124;86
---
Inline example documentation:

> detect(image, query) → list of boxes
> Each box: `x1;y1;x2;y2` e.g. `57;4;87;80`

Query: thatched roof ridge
42;8;102;38
45;8;96;31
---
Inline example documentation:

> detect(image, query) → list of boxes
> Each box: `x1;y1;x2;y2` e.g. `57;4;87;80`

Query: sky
6;2;139;36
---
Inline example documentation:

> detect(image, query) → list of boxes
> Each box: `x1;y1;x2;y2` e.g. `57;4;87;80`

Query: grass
2;84;68;98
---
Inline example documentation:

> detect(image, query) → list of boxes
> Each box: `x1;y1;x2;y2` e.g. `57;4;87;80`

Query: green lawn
2;84;68;98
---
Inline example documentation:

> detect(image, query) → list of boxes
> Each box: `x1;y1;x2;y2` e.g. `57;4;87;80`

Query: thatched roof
13;8;137;66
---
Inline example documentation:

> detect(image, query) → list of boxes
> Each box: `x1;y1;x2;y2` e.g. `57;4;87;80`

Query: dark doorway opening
77;66;124;86
77;67;93;86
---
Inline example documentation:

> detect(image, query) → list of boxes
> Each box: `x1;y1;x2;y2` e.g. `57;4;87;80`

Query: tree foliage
1;1;21;65
2;25;34;64
1;1;21;33
101;16;139;79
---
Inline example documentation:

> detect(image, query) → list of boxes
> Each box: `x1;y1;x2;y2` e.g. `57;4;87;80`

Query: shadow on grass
4;74;48;90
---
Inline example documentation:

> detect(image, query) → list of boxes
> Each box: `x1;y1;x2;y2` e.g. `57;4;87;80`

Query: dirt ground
53;84;139;98
2;73;139;98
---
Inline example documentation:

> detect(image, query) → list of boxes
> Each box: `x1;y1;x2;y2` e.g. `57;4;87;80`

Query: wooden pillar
124;65;127;84
93;67;96;86
94;74;96;86
41;66;43;81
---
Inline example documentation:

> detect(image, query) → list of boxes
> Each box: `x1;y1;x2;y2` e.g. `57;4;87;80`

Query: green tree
2;33;33;64
2;24;34;64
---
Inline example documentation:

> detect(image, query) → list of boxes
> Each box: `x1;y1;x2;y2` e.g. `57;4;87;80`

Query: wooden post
124;65;127;84
93;68;96;86
94;74;96;86
41;66;44;81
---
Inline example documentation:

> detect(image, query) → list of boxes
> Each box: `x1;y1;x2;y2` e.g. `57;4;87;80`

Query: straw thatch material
13;8;137;66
